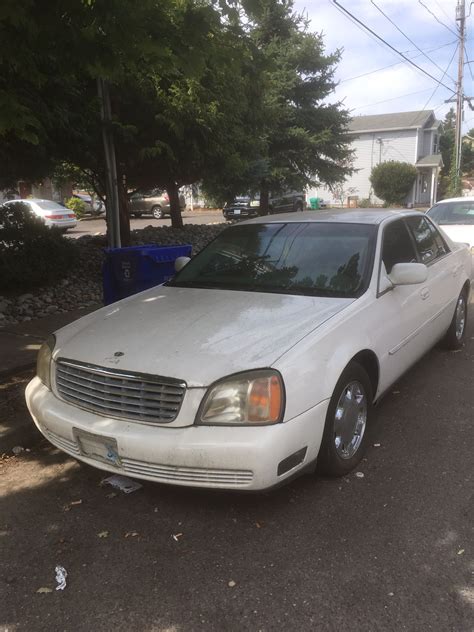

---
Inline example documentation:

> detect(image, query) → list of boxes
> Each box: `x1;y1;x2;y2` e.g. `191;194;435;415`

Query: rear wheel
441;289;468;350
152;205;164;219
317;362;373;477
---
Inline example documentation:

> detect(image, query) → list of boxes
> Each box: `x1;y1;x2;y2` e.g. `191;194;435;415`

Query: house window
433;134;439;154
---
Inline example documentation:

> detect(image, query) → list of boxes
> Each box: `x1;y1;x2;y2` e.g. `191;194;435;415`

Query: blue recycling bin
102;244;192;305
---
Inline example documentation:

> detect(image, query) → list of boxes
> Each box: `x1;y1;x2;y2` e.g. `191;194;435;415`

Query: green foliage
0;202;78;291
65;197;86;218
370;161;417;205
358;198;375;208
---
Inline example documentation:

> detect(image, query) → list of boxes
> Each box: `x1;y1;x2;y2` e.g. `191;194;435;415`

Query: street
1;310;473;631
68;210;225;239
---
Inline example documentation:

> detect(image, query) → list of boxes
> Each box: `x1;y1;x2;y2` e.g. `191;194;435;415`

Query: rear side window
406;216;447;264
381;220;417;274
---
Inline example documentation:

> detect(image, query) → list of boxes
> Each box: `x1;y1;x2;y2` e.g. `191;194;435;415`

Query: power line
417;0;459;37
414;44;459;120
370;0;457;82
465;46;474;79
340;40;457;84
332;1;457;95
434;0;457;27
352;87;435;112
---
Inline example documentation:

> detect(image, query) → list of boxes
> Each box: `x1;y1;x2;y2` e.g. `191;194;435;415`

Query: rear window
427;201;474;225
35;201;68;210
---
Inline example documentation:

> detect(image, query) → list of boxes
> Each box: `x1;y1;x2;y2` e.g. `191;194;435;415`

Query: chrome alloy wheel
455;296;466;341
334;381;367;459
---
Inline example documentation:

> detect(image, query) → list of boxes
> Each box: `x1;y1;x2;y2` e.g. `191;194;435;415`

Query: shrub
65;196;87;218
0;202;79;291
358;197;375;208
369;161;417;205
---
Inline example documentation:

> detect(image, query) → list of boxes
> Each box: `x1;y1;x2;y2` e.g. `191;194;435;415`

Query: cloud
293;0;463;124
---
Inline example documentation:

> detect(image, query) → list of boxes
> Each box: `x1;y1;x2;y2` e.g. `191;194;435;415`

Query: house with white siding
308;110;443;207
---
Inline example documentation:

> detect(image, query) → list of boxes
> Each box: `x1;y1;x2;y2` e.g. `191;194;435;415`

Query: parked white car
426;197;474;262
4;199;77;231
26;209;471;490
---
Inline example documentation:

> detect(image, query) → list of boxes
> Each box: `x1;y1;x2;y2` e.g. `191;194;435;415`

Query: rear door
405;214;456;340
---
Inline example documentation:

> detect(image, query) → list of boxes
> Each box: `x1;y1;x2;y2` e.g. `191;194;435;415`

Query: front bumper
26;377;328;491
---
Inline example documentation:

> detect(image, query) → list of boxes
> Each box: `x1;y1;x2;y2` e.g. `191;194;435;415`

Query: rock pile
0;223;226;327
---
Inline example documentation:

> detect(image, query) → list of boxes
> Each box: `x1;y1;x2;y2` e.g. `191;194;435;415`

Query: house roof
348;110;435;134
416;154;443;167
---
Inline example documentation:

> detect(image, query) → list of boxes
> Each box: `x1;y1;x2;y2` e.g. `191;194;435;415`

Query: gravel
0;223;226;327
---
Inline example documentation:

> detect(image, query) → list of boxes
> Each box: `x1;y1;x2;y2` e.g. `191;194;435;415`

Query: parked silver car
129;189;186;219
3;199;77;231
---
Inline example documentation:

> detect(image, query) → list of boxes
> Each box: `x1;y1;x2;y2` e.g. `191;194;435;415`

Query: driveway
0;311;473;631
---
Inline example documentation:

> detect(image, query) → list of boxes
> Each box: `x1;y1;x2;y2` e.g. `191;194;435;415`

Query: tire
152;205;164;219
440;289;468;350
130;212;141;218
317;361;373;477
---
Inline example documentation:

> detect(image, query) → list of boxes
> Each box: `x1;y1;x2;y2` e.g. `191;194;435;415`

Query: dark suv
223;191;306;220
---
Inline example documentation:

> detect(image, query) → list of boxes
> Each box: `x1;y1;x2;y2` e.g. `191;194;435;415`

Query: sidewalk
0;306;99;378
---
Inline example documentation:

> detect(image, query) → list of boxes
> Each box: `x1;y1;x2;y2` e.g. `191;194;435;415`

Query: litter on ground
55;566;67;591
102;475;142;494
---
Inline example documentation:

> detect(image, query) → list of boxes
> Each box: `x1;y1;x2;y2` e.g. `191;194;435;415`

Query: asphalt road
68;210;225;239
1;312;473;631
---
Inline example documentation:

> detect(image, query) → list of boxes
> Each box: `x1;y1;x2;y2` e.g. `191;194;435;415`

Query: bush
65;196;87;218
369;161;417;205
0;202;79;291
358;197;375;208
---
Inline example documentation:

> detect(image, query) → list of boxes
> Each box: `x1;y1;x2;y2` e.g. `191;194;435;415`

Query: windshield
427;200;474;225
170;222;376;298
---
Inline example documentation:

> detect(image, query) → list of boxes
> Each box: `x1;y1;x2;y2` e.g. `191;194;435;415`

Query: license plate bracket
74;429;121;467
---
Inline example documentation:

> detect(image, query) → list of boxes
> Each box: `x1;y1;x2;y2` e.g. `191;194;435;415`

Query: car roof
432;197;474;203
5;198;61;204
240;208;423;226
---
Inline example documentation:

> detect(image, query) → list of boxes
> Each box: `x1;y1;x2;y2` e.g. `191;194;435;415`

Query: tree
370;161;417;205
438;108;474;198
1;0;256;239
239;0;354;212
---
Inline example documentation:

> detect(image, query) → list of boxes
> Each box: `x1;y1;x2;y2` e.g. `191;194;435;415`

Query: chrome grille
55;359;186;424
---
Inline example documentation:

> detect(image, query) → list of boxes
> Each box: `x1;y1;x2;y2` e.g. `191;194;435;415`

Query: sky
293;0;474;130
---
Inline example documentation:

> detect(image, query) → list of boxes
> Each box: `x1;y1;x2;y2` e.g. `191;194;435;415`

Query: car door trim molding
388;301;452;355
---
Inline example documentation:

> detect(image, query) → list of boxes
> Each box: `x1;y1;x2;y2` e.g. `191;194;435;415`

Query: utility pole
454;0;465;193
97;77;121;248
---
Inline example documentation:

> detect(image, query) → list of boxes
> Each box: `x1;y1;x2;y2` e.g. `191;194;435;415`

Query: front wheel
441;290;468;350
152;206;164;219
317;362;373;477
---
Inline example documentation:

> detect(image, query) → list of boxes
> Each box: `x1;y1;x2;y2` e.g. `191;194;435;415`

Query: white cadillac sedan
26;210;471;490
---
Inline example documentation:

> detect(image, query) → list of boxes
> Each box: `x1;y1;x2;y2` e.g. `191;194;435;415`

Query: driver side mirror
175;256;191;272
388;262;428;286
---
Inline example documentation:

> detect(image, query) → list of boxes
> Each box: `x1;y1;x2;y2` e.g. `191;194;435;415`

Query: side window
381;220;418;274
425;218;449;257
406;216;446;264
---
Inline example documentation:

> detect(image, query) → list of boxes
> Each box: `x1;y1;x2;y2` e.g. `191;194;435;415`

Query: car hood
438;224;474;249
54;286;352;386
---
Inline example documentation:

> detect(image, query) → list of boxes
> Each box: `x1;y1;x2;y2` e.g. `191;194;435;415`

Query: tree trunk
259;181;270;215
118;181;131;246
167;181;184;229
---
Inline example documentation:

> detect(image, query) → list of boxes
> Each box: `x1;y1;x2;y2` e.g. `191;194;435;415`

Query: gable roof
348;110;435;134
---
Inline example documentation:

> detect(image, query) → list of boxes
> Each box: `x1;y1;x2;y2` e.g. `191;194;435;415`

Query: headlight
198;370;284;425
37;334;56;389
249;200;260;207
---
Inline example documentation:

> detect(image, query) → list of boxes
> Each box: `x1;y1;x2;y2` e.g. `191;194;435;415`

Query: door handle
420;287;430;300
